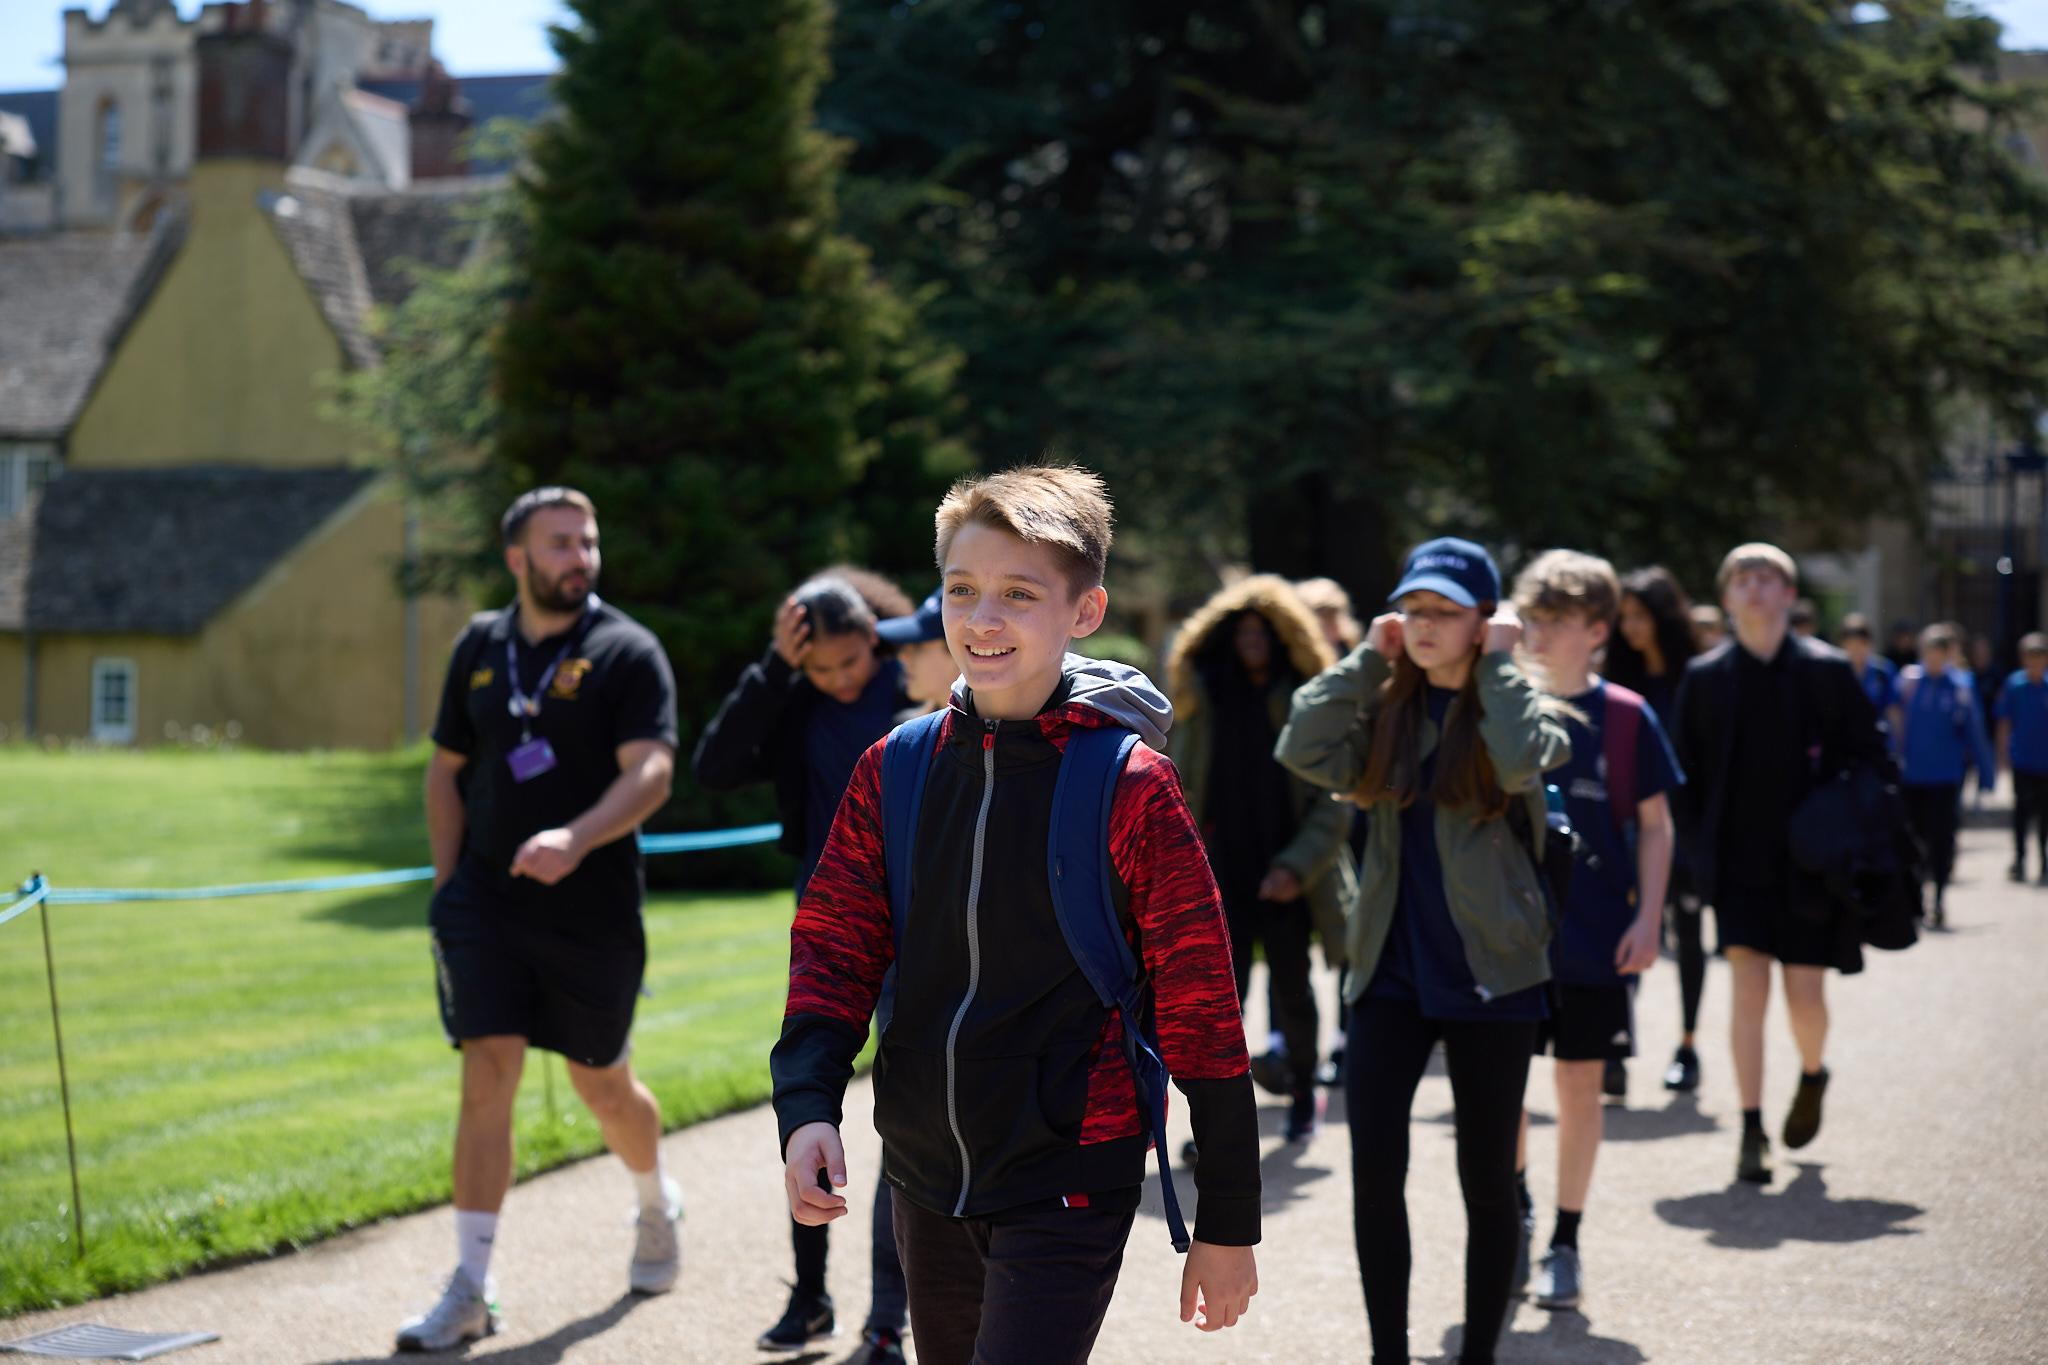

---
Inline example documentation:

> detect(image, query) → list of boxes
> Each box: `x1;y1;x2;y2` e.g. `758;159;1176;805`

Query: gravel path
7;808;2047;1363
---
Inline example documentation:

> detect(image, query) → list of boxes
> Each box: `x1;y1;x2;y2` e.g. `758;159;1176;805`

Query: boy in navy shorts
1511;551;1681;1311
1997;633;2048;884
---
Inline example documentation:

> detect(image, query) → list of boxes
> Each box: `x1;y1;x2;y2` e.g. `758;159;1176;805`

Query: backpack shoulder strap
1602;682;1645;834
880;709;948;956
1046;724;1143;1005
1045;725;1193;1253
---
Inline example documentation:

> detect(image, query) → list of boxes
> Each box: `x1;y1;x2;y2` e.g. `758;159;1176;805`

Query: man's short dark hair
501;487;597;546
1839;613;1873;642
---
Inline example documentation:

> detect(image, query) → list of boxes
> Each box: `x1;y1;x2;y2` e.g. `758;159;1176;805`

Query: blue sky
0;1;571;92
6;1;2048;92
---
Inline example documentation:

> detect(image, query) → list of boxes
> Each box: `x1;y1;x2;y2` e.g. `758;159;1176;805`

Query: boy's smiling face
942;522;1107;718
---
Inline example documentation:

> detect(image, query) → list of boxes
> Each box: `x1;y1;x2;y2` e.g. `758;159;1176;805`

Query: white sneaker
628;1177;683;1295
396;1266;499;1352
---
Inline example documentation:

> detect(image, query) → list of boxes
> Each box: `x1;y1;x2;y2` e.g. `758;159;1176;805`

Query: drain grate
0;1325;219;1361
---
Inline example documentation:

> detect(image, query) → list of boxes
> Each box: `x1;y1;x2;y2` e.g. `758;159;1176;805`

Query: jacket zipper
945;717;999;1215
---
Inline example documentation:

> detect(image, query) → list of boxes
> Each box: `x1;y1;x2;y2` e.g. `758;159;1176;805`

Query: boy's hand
1614;913;1660;975
1366;612;1404;658
1257;867;1302;903
783;1121;849;1226
509;827;584;885
773;596;814;668
1485;603;1523;655
1179;1241;1257;1331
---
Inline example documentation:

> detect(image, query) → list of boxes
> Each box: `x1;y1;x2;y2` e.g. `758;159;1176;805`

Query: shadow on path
1654;1162;1923;1250
313;1290;651;1365
1440;1310;1649;1363
1602;1092;1721;1143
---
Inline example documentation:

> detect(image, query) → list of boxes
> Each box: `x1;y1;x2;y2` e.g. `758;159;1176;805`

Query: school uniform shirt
431;600;679;936
1369;685;1549;1022
1717;640;1801;906
800;658;904;895
1856;655;1899;716
1897;665;1996;790
1550;683;1683;987
1998;670;2048;776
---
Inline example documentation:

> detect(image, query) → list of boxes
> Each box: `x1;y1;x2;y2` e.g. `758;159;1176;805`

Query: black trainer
1664;1045;1700;1093
1738;1128;1773;1185
1783;1067;1829;1150
2010;862;2026;883
1285;1089;1324;1143
758;1287;835;1352
848;1327;906;1364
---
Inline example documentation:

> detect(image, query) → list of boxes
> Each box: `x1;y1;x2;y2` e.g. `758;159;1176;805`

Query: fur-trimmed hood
1166;575;1336;722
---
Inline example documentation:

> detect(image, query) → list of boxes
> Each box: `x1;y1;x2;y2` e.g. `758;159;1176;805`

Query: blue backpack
879;708;1191;1253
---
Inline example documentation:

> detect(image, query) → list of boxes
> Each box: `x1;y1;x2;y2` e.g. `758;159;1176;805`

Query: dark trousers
1228;896;1319;1100
891;1188;1136;1365
2014;771;2048;872
1904;782;1962;891
1668;895;1707;1035
1346;995;1537;1365
790;1168;908;1333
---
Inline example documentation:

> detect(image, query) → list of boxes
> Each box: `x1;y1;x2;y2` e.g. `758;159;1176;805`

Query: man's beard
528;565;594;613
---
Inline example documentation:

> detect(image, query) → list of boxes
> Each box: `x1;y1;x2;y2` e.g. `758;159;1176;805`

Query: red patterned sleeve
1111;743;1261;1246
1110;746;1248;1079
769;738;894;1152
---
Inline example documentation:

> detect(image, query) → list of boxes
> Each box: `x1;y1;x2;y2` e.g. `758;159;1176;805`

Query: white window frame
90;658;137;745
0;444;58;519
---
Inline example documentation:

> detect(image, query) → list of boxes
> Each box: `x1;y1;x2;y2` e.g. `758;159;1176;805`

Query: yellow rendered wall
66;159;361;470
204;484;473;750
24;487;475;750
0;635;24;739
31;634;208;744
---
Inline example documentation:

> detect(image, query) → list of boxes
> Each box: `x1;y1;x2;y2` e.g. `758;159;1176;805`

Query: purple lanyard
505;597;598;735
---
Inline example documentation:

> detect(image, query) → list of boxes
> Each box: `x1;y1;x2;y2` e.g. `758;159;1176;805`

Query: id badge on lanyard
504;598;597;782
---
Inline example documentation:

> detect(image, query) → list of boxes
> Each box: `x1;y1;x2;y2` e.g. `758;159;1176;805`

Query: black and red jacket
770;659;1261;1246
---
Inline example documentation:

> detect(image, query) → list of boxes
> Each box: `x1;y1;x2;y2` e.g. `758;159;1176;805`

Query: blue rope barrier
2;874;50;929
14;823;783;910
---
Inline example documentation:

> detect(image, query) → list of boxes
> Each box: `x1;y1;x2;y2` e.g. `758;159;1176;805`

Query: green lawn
0;745;806;1317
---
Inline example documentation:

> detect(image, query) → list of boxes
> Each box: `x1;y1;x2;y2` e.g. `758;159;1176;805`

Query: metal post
38;888;86;1260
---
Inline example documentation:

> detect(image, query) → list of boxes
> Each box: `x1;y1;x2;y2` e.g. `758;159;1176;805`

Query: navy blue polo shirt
1370;685;1548;1022
798;657;904;896
1550;683;1682;986
1998;670;2048;775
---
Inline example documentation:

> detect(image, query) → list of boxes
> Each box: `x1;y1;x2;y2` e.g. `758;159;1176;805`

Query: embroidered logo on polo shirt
469;667;495;690
549;658;594;700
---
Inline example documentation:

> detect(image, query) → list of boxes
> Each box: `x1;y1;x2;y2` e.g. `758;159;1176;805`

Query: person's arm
773;740;895;1223
1470;614;1573;792
1968;691;1998;794
1617;792;1672;974
693;598;814;791
1266;783;1347;902
1998;717;2014;776
1274;634;1392;794
509;740;675;884
1110;748;1258;1330
424;746;468;889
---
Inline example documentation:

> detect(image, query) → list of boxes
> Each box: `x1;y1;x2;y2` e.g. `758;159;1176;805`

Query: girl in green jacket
1275;537;1571;1365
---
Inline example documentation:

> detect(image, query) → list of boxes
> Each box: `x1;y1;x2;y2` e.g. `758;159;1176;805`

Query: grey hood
948;653;1173;750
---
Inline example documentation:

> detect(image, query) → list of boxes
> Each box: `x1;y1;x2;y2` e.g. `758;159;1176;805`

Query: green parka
1273;643;1572;1003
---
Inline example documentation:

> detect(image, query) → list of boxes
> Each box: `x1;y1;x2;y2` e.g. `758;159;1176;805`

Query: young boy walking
1669;545;1890;1185
1896;624;1996;928
1511;552;1681;1311
771;466;1260;1365
1997;633;2048;883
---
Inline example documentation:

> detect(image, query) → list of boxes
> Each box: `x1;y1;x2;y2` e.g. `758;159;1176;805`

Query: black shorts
429;882;646;1068
1535;982;1636;1062
1713;890;1840;969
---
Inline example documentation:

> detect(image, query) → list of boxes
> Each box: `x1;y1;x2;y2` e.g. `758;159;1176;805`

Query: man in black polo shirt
396;488;680;1353
1669;543;1888;1189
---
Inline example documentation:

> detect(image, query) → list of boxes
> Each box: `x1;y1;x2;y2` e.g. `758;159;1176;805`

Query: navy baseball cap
1388;537;1501;609
877;586;945;645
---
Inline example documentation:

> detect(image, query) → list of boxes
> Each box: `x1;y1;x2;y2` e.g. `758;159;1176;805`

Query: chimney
195;0;295;161
408;62;473;180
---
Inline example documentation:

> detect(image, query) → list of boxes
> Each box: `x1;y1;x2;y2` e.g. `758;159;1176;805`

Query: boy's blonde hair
934;464;1113;597
1294;577;1363;649
1717;542;1799;593
1512;549;1621;626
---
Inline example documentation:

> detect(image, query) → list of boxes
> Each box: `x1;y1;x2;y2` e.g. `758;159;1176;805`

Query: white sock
1266;1030;1286;1055
631;1160;671;1213
455;1209;497;1288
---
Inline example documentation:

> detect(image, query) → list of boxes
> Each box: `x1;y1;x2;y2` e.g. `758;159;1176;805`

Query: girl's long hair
1606;566;1697;690
1353;607;1510;820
